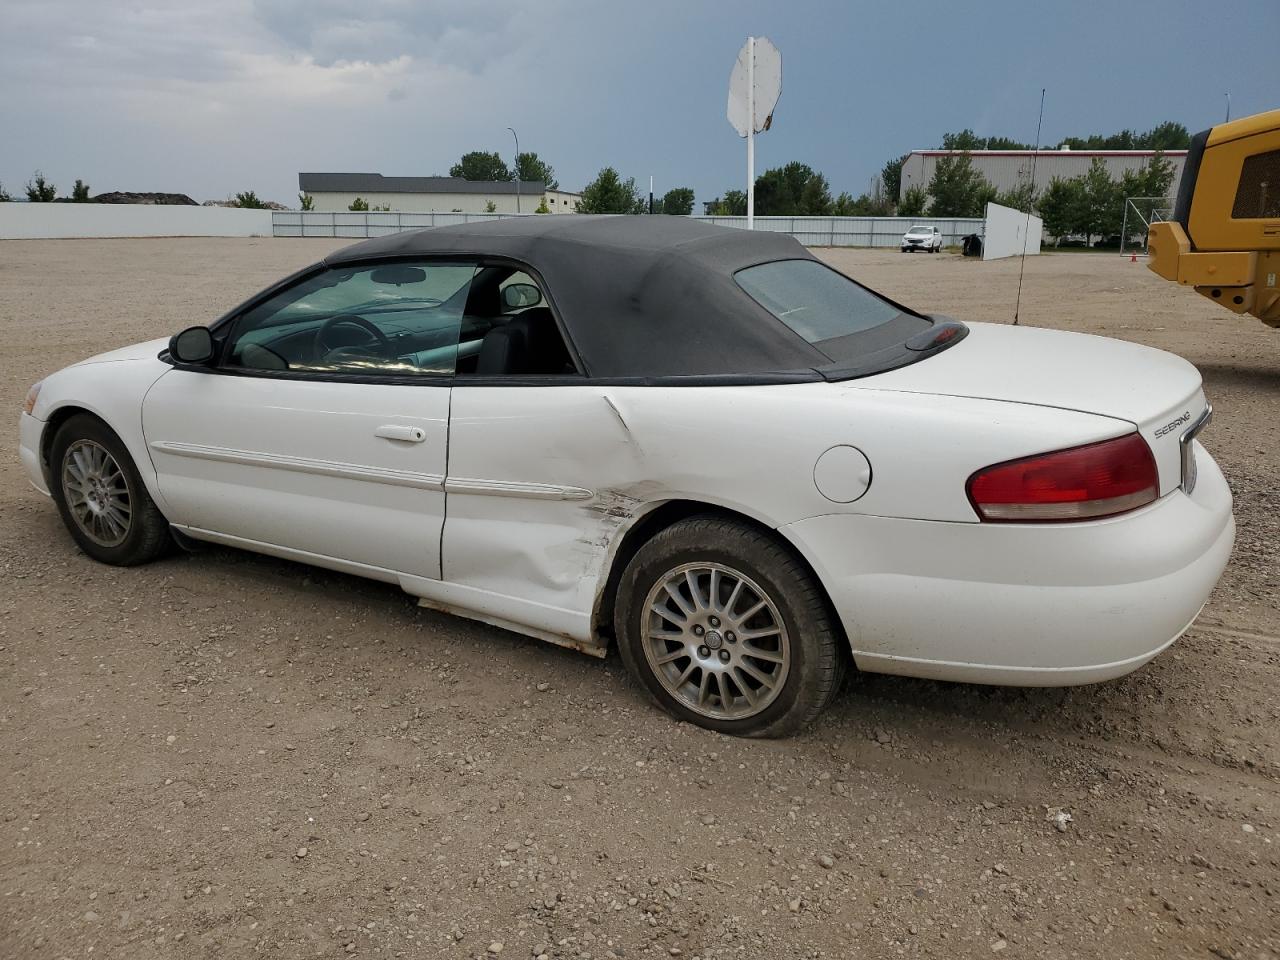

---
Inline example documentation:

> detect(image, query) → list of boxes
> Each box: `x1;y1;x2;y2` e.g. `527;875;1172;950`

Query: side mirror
501;283;542;310
170;326;215;366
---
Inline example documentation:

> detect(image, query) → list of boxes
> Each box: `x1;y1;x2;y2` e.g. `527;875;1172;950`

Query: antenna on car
1013;88;1046;327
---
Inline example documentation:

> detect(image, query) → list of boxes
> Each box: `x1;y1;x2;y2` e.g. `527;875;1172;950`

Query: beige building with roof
298;173;581;214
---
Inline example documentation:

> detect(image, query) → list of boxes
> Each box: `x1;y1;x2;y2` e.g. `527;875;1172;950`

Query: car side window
224;261;479;377
455;266;580;377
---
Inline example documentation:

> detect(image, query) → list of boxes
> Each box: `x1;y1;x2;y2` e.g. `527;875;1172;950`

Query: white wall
981;202;1042;261
0;204;273;239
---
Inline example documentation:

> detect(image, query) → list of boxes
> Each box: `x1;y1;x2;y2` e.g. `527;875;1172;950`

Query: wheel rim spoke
662;582;694;618
641;561;790;722
741;642;785;664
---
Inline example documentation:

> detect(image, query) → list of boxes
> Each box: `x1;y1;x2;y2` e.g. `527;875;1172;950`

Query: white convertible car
19;217;1233;736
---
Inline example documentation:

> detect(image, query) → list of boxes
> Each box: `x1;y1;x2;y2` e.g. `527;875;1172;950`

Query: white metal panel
142;371;451;579
981;201;1043;260
438;380;1133;646
727;36;781;137
783;451;1232;683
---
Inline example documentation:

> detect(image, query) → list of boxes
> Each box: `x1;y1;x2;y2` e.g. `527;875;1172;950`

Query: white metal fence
696;215;984;248
271;211;985;247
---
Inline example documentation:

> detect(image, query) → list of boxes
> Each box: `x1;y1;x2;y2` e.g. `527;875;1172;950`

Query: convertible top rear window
735;259;910;345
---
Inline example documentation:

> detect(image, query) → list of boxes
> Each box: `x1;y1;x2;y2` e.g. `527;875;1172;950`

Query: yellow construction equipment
1148;108;1280;327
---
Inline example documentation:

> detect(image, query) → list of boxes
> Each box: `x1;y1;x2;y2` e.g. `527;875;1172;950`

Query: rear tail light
967;433;1158;522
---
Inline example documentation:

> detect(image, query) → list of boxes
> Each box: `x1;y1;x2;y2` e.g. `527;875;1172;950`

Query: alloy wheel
642;562;791;720
61;440;132;547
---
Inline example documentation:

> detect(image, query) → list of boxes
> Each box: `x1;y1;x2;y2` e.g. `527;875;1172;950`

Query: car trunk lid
848;321;1207;497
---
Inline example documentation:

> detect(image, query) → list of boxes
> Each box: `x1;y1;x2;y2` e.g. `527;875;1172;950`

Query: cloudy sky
2;0;1276;206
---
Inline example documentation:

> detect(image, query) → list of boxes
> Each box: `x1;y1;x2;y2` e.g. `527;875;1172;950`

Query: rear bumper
782;448;1234;686
19;412;50;497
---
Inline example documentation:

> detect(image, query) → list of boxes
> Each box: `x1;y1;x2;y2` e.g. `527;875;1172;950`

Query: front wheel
615;516;846;737
49;414;172;565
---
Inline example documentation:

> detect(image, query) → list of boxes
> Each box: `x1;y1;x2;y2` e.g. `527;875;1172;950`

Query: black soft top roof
325;216;833;379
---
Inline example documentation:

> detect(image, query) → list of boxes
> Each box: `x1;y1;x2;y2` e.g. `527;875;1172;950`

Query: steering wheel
314;314;392;362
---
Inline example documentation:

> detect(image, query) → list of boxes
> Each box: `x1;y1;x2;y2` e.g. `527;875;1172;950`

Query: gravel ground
1;238;1276;960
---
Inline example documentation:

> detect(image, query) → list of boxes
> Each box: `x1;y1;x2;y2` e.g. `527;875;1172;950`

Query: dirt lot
1;239;1276;960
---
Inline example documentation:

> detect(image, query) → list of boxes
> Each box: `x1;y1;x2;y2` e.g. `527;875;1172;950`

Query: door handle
375;425;427;443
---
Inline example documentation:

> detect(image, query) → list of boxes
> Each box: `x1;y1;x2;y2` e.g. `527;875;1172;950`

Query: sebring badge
1155;411;1192;438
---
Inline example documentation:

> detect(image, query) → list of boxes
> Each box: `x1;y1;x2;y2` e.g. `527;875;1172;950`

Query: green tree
71;179;91;202
994;177;1036;213
707;190;747;215
483;199;497;213
450;151;512;182
898;185;928;217
298;193;314;211
799;171;833;215
941;129;987;151
659;187;695;216
513;152;557;190
0;182;10;202
348;197;369;211
534;197;550;214
926;154;993;217
234;190;267;209
832;192;857;216
832;192;890;216
1135;122;1190;151
1035;177;1081;242
577;167;644;214
750;162;833;215
1076;157;1122;244
880;154;909;209
26;171;57;202
984;136;1032;150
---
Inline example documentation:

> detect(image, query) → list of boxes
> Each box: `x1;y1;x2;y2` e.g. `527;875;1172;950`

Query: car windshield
908;226;931;234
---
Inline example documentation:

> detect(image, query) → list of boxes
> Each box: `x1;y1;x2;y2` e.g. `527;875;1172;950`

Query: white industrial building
298;173;582;214
898;149;1188;199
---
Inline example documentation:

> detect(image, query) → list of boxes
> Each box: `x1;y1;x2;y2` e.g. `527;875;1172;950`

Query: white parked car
18;217;1234;737
902;224;943;253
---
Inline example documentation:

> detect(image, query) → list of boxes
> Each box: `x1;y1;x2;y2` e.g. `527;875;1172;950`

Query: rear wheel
49;414;171;566
615;516;845;737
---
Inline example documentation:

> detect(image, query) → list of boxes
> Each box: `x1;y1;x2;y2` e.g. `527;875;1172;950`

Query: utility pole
746;36;755;229
507;126;521;213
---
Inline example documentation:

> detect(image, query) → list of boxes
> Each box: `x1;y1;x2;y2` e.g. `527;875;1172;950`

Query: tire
615;516;846;738
49;413;172;566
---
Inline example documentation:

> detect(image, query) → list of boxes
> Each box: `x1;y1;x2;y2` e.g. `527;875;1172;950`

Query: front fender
30;356;174;511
